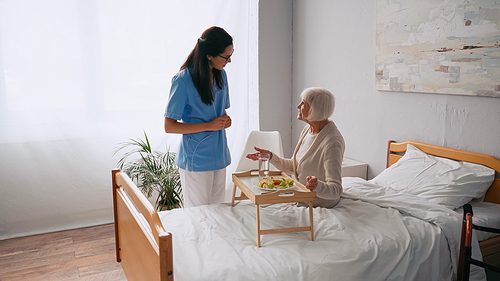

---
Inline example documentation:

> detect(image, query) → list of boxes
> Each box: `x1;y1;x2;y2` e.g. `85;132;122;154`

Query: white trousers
179;167;226;208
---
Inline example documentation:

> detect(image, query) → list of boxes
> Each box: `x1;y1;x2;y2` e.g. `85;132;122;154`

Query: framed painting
375;0;500;97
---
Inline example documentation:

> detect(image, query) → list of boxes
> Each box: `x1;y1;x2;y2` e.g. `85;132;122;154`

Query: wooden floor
0;224;126;281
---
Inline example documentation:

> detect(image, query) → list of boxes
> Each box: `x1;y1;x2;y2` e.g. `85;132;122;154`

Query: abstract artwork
375;0;500;97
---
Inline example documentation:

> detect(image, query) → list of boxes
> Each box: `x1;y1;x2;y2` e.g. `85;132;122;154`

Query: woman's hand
246;147;272;161
224;115;232;128
209;115;231;131
306;176;318;191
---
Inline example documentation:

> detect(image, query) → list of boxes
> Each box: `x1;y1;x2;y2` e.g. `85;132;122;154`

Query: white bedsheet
158;177;486;281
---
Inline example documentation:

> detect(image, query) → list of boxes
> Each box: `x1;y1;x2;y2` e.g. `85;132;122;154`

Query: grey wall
258;0;294;157
291;0;500;178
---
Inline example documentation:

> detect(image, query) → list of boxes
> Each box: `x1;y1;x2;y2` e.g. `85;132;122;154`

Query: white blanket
158;177;486;281
342;177;486;281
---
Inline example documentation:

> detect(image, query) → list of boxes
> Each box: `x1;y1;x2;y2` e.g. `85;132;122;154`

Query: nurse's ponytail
181;26;233;105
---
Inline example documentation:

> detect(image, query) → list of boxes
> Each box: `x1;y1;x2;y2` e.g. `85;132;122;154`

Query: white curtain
0;0;258;239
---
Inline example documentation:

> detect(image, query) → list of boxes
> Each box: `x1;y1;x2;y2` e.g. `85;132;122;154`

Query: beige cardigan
270;121;345;208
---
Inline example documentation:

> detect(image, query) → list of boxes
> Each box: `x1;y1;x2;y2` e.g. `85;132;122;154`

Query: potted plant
113;131;182;211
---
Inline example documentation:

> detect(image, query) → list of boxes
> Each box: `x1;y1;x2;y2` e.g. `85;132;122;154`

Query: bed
112;140;500;281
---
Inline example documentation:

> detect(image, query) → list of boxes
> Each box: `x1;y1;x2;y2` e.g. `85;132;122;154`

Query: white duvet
158;177;486;281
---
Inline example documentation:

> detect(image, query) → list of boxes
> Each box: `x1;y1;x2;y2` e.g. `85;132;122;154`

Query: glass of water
258;152;270;179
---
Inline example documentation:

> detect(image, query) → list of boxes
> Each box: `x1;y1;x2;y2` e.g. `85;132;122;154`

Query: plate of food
252;176;295;191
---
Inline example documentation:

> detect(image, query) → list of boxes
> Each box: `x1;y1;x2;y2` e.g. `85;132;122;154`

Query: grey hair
299;87;335;121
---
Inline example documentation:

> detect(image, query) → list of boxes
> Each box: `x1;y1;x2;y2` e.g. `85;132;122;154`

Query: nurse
164;26;233;208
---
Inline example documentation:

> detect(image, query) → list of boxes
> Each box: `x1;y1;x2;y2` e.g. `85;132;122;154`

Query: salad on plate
254;176;295;190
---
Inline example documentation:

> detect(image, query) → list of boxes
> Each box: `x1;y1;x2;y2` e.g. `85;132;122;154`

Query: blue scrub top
164;68;231;172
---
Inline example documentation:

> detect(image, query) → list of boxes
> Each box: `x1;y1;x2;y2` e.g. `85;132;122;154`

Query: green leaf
113;131;182;211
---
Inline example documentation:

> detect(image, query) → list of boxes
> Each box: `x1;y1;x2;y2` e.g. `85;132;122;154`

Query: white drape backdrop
0;0;258;239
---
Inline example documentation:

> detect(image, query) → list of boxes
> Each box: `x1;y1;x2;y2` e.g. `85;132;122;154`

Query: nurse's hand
224;115;232;128
209;115;231;131
246;147;272;161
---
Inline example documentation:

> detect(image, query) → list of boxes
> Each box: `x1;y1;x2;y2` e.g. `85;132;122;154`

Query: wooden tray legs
255;202;315;247
256;204;261;247
309;201;314;241
232;184;248;207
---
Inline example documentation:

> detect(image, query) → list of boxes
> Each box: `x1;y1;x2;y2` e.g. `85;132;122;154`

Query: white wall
0;1;255;240
291;0;500;178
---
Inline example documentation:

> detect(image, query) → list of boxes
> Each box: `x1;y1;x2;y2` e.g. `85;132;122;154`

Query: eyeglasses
218;50;234;63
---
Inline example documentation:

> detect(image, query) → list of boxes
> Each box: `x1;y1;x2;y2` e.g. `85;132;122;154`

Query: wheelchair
458;204;500;281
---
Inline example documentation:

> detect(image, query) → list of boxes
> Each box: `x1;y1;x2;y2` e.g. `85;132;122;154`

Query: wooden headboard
386;141;500;205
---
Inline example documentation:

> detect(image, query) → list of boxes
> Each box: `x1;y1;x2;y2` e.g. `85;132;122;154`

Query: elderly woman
247;87;345;208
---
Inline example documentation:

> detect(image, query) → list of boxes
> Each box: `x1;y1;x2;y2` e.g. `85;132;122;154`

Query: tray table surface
232;170;316;205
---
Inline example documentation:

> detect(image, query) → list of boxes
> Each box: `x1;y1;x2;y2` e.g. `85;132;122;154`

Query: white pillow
371;144;495;209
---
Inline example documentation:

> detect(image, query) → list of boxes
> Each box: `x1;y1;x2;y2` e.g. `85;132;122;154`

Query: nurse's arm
164;117;228;134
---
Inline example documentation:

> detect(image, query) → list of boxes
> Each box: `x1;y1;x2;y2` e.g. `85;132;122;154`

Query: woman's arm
267;125;309;175
312;142;344;200
246;147;295;174
269;153;295;175
164;116;230;134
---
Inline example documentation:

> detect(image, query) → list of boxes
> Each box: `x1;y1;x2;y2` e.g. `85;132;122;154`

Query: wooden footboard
112;169;173;281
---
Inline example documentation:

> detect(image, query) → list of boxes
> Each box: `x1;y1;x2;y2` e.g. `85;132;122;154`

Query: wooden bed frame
112;141;500;280
112;169;173;281
387;141;500;265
